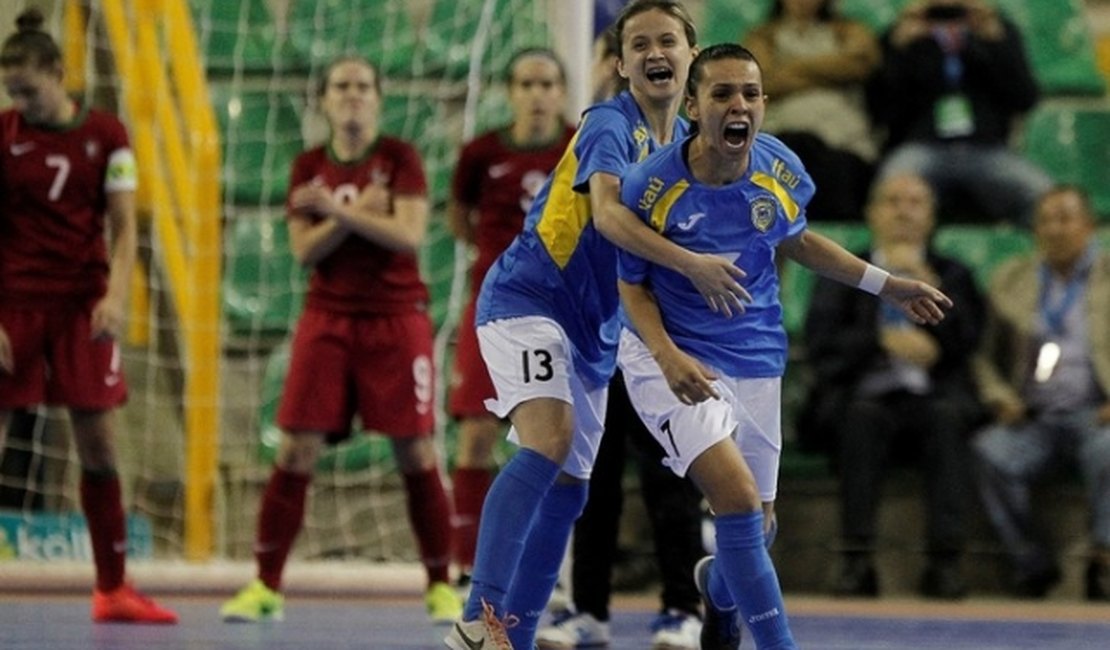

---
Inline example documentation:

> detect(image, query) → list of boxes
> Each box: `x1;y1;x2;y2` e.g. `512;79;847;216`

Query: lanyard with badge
932;26;975;138
1033;265;1083;383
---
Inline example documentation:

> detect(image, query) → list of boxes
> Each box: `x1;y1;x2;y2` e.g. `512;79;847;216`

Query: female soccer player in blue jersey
616;43;954;650
445;3;754;650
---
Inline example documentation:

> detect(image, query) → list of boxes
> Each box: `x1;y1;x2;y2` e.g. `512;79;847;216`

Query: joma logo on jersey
637;176;666;211
771;158;801;190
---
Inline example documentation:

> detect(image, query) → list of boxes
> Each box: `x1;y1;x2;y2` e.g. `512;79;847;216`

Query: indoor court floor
2;594;1108;649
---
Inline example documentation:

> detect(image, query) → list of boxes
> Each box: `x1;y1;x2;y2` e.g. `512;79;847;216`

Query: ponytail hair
0;8;62;70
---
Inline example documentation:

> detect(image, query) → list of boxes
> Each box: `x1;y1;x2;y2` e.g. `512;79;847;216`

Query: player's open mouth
645;66;673;83
723;122;750;148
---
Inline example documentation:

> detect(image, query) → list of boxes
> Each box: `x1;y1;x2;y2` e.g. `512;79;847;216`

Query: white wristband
858;264;890;295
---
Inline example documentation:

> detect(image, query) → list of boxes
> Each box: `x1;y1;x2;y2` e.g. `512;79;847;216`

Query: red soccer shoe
92;583;179;624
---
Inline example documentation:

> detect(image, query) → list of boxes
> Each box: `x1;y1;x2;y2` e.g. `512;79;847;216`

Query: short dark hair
685;42;761;98
1039;184;1097;221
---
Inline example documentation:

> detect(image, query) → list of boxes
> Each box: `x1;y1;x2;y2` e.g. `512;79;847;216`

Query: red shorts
277;308;435;439
448;299;497;419
0;304;127;410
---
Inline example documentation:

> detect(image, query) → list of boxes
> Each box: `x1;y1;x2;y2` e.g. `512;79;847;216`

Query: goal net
0;0;560;578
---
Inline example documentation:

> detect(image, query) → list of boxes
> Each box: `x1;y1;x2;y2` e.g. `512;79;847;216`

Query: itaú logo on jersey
771;158;801;190
637;176;666;211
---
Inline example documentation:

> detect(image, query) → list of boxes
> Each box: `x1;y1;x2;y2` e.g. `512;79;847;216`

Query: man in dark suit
802;173;985;599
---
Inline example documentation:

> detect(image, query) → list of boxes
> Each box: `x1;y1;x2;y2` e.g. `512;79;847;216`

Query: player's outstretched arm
877;275;953;325
779;229;952;325
591;172;751;316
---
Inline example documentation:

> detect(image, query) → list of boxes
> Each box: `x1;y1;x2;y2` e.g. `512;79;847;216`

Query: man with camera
867;0;1052;226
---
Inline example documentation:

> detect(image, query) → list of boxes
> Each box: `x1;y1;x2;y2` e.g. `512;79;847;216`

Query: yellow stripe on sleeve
536;132;592;269
750;171;800;222
649;179;690;233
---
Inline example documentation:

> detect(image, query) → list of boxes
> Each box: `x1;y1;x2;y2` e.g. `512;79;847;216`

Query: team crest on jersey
750;197;776;232
85;139;99;159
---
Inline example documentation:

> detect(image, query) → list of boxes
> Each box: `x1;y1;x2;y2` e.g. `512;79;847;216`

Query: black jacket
868;17;1039;150
798;250;986;453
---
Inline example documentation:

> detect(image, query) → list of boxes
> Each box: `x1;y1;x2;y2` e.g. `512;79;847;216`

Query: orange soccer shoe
92;583;179;624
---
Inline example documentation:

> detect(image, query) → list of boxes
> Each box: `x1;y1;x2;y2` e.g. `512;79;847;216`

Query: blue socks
463;448;560;621
712;511;797;649
504;481;588;649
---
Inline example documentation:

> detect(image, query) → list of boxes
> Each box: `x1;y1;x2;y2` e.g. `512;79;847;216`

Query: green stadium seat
381;92;439;143
703;0;1103;96
221;211;306;341
841;0;1104;95
422;0;551;80
287;0;418;78
190;0;305;74
210;85;305;205
702;0;908;46
257;342;395;472
381;92;457;206
932;225;1033;288
993;0;1106;96
1022;106;1110;220
781;223;870;336
701;0;772;46
837;0;911;34
421;221;461;330
422;0;487;80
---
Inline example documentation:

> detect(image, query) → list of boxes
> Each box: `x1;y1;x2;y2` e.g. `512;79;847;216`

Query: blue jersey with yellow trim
618;132;813;377
476;91;688;389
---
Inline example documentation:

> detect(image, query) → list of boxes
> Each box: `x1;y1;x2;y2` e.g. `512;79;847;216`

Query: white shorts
477;316;609;480
617;328;782;502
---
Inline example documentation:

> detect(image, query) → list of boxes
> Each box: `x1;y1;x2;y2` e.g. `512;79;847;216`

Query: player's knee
526;431;573;466
704;480;761;516
455;417;501;467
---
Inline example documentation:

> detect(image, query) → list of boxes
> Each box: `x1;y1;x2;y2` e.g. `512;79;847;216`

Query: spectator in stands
971;184;1110;601
0;9;177;625
746;0;881;221
220;54;460;625
447;47;575;587
802;173;985;599
535;28;706;650
868;0;1052;225
615;43;953;650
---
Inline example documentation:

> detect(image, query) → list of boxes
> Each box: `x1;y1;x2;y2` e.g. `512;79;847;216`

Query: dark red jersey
287;137;429;314
0;106;135;305
451;125;574;294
